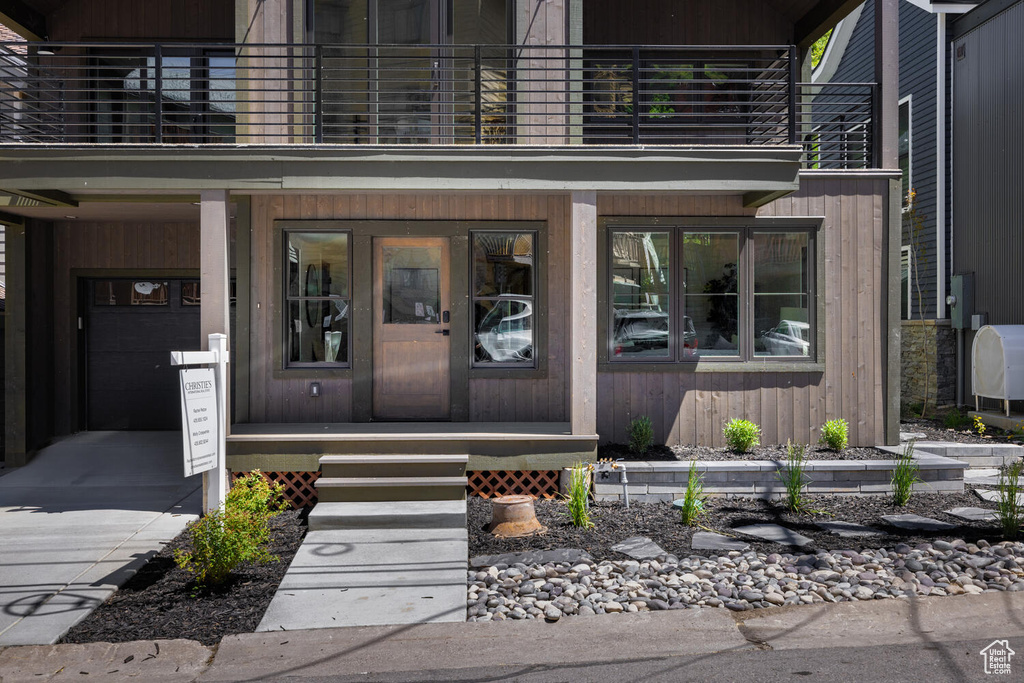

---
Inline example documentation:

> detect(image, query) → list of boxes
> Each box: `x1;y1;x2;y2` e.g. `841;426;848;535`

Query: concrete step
315;476;468;502
308;500;467;531
319;454;468;479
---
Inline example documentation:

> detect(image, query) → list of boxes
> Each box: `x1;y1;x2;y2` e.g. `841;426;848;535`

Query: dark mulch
599;442;888;462
468;492;1009;560
60;509;307;646
901;417;1016;445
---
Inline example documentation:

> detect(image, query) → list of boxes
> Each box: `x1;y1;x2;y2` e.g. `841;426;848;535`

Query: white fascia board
907;0;979;13
812;3;864;84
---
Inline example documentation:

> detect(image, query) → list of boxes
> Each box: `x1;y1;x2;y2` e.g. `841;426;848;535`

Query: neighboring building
0;1;903;495
952;0;1024;417
815;0;981;411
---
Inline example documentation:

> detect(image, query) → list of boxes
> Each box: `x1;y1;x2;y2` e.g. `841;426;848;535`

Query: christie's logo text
185;380;214;392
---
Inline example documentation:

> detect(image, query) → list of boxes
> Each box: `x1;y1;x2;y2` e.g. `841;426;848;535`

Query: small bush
891;440;921;506
174;470;288;587
942;409;972;431
628;416;654;456
679;461;706;526
563;462;594;529
819;418;849;452
974;415;987;436
723;418;761;453
996;459;1024;540
778;440;811;512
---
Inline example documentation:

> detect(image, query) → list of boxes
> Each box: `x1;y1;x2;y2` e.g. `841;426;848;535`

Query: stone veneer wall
902;320;956;409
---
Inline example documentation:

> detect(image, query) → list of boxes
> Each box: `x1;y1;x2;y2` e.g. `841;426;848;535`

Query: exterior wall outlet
310;382;321;397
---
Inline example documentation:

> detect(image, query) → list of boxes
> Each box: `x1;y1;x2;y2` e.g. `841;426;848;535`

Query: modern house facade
0;0;902;497
816;0;981;412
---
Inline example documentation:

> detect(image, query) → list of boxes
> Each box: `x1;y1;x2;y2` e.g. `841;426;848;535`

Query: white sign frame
179;367;219;477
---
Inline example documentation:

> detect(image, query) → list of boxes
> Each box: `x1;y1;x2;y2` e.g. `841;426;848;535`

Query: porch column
875;0;899;169
201;190;231;507
4;221;27;466
569;191;597;436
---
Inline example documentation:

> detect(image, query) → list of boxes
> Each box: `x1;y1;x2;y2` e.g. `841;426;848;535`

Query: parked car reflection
613;310;697;357
475;301;533;362
760;319;810;356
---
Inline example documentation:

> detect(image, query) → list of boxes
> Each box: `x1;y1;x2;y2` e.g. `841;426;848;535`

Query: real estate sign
179;367;219;477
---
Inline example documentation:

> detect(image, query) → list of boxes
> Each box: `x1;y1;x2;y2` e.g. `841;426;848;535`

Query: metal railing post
871;82;880;168
154;44;163;143
788;46;798;145
474;45;482;144
631;46;640;144
314;44;324;144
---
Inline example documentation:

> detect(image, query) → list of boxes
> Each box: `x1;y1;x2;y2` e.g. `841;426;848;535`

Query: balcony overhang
0;145;802;199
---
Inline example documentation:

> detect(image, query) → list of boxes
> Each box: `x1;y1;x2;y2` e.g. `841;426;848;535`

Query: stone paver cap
732;524;814;547
611;536;667;560
815;521;886;538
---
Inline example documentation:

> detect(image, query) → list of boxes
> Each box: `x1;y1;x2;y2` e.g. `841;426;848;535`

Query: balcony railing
0;42;877;167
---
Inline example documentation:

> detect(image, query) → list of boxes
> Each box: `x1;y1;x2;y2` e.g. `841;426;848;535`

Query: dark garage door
87;279;201;430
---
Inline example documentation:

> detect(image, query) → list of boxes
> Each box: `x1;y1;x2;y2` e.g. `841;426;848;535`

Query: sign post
172;333;229;514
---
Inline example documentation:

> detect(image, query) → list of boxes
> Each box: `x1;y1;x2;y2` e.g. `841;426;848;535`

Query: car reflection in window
475;302;533;363
760;319;810;356
613;312;697;358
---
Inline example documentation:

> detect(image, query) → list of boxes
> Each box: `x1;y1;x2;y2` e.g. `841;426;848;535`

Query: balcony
0;42;876;169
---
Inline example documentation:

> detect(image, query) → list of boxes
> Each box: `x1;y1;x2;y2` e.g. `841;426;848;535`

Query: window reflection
753;232;810;357
683;232;739;358
612;231;670;358
286;232;351;365
472;232;535;365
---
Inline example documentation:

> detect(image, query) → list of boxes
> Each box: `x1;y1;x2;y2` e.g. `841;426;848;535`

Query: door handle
435;329;450;336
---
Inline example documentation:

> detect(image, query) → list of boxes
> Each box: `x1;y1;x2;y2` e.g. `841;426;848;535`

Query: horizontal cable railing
0;42;875;167
796;81;877;170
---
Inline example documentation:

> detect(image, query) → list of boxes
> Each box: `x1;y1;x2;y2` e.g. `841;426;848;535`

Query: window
472;231;535;366
93;280;169;306
901;245;912;320
899;97;911;209
285;231;351;366
609;226;815;363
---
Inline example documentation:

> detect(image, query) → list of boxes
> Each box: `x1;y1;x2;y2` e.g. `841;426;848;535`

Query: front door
373;236;451;419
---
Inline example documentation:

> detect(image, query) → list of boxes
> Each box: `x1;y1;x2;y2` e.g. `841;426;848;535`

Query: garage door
86;279;201;430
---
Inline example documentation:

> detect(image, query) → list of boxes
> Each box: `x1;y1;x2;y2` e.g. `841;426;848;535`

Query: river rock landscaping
465;492;1024;621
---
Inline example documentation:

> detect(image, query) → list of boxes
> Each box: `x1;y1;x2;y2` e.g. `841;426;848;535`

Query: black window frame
607;224;817;364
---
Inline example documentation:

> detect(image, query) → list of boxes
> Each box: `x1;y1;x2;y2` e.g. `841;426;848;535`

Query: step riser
320;463;467;479
317;486;467;503
309;512;466;531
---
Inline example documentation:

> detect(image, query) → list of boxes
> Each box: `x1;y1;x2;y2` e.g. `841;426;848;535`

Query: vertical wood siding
48;0;234;41
247;193;570;424
50;221;202;436
595;179;887;448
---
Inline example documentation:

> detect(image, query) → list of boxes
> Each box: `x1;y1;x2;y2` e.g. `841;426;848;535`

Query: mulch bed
468;491;1009;560
901;417;1016;445
60;509;307;646
600;442;889;462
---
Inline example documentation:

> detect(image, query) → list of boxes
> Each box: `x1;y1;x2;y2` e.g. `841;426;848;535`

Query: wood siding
595;178;888;448
583;0;794;45
246;193;571;424
49;0;234;41
50;221;204;436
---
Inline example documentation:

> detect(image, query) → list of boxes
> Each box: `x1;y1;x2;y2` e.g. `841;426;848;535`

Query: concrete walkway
0;432;201;646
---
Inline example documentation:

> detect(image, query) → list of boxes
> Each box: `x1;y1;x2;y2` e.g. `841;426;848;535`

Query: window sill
599;361;824;373
469;366;547;380
273;367;354;381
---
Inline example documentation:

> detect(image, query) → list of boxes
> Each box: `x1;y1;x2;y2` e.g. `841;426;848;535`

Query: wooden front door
373;237;451;419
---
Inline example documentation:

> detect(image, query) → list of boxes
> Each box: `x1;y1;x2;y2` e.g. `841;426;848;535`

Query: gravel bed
60;509;306;646
467;494;1024;622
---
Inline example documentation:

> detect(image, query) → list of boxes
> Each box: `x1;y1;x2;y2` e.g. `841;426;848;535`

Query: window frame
602;217;821;369
282;228;354;369
901;244;912;320
899;95;912;211
469;229;539;369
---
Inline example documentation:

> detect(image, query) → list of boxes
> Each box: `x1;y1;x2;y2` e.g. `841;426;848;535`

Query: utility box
950;273;975;329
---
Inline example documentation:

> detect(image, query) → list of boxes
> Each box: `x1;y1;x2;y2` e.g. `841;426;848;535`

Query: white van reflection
476;302;533;362
613;311;697;357
760;319;810;356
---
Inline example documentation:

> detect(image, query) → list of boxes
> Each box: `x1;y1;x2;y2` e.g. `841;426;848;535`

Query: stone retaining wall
901;320;956;410
904;442;1024;468
581;447;968;503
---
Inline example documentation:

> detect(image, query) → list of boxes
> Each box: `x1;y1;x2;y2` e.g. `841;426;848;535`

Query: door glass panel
383;246;442;324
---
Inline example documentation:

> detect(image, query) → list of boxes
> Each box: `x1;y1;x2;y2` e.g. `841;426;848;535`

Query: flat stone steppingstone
900;431;929;441
690;531;750;552
731;524;814;548
815;521;886;538
944;507;998;522
470;548;593;569
611;536;667;560
975;489;1024;505
880;514;956;531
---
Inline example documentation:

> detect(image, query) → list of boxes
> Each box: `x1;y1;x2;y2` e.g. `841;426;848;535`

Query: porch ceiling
0;146;802;200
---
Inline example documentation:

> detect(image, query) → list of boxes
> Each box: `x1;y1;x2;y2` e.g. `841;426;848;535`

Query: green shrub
942;409;972;431
819;418;849;452
723;418;761;453
778;440;811;513
996;459;1024;540
679;461;706;526
562;462;594;529
628;415;654;457
891;440;921;506
174;471;288;587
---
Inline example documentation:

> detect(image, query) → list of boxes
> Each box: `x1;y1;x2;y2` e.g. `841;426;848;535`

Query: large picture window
472;231;535;366
608;225;815;363
285;231;351;367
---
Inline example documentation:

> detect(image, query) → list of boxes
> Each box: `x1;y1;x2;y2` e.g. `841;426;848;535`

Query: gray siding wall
953;0;1024;330
830;0;946;320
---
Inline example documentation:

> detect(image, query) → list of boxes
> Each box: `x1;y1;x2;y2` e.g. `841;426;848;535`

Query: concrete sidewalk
1;590;1023;681
0;432;201;646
